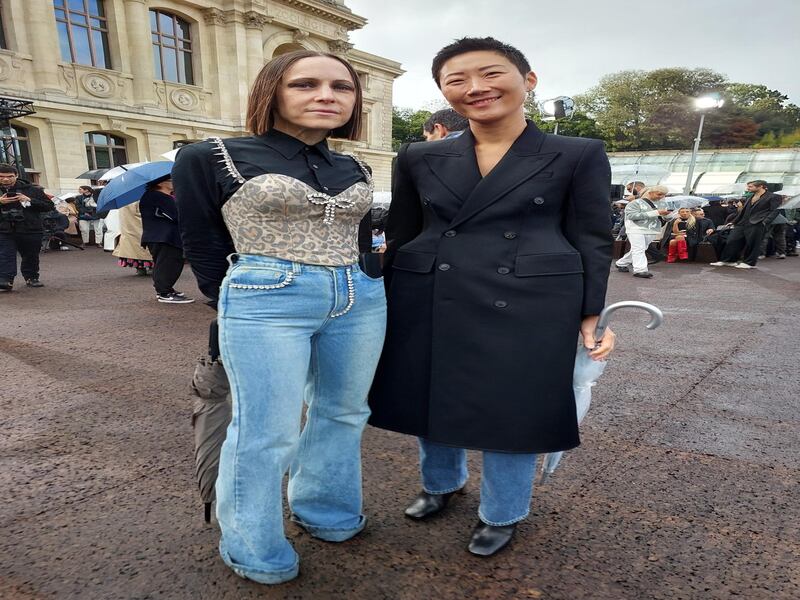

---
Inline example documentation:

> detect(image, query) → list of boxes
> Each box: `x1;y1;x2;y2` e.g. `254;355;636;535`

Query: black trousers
0;231;42;283
146;242;184;295
720;224;767;266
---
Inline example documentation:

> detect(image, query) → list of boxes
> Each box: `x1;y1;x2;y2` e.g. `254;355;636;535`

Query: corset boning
221;173;372;265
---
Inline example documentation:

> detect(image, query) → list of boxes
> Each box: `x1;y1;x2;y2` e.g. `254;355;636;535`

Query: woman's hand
580;315;616;361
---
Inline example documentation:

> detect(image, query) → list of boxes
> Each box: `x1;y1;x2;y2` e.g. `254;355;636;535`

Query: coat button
494;300;508;308
533;197;545;205
497;267;510;274
444;230;457;237
438;263;451;271
503;231;517;239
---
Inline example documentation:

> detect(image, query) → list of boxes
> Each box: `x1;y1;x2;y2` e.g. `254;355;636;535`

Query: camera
0;185;25;222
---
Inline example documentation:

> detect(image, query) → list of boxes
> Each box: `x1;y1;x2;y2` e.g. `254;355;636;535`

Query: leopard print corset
214;138;373;266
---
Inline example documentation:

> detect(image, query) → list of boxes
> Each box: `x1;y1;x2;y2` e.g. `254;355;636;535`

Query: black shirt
172;129;372;302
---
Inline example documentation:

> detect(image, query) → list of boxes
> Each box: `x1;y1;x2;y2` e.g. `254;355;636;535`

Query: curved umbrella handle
594;301;664;343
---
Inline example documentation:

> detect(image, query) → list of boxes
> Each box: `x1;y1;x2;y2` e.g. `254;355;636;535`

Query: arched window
54;0;112;69
0;125;33;170
85;132;127;169
150;10;194;84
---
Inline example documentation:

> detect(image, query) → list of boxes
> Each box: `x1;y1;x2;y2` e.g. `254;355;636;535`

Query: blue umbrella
539;301;665;482
96;161;173;212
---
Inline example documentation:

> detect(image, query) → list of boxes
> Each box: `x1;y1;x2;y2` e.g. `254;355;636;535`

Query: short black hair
423;108;469;133
747;179;768;189
0;163;18;175
431;37;531;87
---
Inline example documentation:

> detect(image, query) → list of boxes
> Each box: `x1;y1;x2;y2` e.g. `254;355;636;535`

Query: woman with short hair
369;37;616;556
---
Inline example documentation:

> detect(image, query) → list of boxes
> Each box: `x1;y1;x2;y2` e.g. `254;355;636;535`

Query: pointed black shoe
467;521;517;557
404;489;462;520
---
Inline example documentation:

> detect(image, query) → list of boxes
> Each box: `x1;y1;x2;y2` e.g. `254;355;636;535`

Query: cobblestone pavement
1;248;799;600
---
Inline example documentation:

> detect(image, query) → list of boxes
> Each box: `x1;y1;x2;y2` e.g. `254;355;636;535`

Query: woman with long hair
173;51;386;584
369;37;616;557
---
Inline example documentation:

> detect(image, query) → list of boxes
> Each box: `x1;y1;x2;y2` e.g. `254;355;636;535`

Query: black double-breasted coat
368;122;612;453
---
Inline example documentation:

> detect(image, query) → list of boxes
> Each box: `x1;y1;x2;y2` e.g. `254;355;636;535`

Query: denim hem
422;482;467;495
478;509;529;527
219;546;299;585
290;514;367;542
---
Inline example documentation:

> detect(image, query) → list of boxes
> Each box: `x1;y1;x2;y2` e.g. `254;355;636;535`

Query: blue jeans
216;255;386;584
418;439;538;526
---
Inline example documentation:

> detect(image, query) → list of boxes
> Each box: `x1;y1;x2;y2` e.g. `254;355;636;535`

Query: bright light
695;95;724;110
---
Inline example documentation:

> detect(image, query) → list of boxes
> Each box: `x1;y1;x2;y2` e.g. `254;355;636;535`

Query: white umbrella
161;148;180;161
657;195;709;210
782;194;800;210
611;165;670;186
100;162;149;181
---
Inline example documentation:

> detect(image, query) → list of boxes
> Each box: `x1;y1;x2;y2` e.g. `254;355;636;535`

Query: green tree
577;67;728;151
724;83;800;139
392;107;431;150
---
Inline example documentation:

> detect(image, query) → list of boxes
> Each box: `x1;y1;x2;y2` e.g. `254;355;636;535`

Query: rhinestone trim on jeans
330;267;355;318
228;271;295;290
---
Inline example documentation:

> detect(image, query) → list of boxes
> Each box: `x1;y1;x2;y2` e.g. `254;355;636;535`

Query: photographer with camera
0;163;54;292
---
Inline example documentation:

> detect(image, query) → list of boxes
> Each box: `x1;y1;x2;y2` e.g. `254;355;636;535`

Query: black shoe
25;278;44;288
615;266;630;273
0;281;12;292
468;521;517;557
404;489;463;520
633;272;653;279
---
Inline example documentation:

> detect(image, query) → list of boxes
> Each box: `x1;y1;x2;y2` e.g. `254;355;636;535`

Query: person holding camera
0;163;54;291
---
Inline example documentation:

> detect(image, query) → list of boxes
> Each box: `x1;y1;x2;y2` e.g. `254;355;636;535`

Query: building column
244;12;271;85
123;0;157;107
45;119;86;191
23;0;65;94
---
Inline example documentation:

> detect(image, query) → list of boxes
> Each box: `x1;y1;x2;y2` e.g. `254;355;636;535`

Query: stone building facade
0;0;403;193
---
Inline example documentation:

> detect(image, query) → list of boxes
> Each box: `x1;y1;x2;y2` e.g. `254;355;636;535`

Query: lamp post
683;94;724;194
539;96;575;135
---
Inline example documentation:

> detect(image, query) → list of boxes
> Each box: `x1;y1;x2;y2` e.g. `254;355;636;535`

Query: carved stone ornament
293;29;310;44
170;89;199;112
203;8;228;25
244;11;271;29
81;73;115;98
109;119;125;132
0;58;9;81
328;40;353;56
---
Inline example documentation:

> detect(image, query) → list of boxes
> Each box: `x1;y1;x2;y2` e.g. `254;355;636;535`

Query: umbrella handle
593;301;664;344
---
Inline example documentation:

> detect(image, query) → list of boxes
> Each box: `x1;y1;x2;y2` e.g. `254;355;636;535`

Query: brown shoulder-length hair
246;50;363;140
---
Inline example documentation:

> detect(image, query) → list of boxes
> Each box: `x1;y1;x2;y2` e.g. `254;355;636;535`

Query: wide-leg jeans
418;439;538;526
216;254;386;584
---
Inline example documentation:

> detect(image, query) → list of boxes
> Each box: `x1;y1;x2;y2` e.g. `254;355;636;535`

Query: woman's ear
525;71;538;93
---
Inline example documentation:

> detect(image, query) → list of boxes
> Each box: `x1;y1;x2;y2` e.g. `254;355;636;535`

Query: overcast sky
346;0;800;110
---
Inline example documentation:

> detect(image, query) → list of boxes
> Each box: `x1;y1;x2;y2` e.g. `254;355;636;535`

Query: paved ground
1;248;799;600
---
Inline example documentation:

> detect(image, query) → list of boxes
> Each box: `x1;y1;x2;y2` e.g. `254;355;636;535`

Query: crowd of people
612;180;797;278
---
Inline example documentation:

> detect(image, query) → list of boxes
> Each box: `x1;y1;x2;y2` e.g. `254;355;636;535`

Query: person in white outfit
615;185;671;279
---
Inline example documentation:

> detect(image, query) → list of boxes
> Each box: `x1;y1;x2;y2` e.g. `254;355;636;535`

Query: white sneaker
709;261;736;266
734;262;754;269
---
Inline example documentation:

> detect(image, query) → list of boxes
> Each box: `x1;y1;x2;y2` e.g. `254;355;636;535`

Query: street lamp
539;96;575;135
683;94;724;194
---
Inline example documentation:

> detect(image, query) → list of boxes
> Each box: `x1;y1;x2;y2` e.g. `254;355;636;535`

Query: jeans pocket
226;265;295;291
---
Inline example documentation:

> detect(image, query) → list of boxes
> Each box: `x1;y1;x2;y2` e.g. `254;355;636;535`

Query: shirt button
322;186;329;191
497;267;510;274
312;164;319;169
503;231;517;239
438;263;451;271
534;197;545;205
494;300;508;308
444;230;457;238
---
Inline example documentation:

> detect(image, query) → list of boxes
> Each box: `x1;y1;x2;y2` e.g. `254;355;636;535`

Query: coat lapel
422;131;482;204
449;123;559;229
